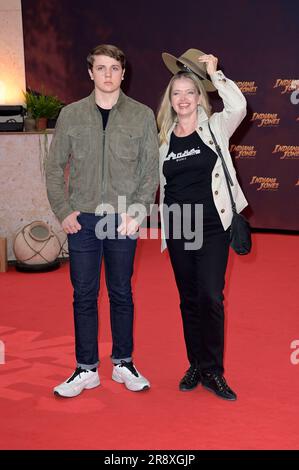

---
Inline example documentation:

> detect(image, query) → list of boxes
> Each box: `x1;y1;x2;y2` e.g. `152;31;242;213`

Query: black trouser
166;212;230;375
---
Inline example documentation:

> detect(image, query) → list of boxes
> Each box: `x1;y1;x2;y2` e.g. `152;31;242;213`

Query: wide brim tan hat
162;48;216;92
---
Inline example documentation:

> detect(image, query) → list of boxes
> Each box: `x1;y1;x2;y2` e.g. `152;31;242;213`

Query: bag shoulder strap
208;122;237;213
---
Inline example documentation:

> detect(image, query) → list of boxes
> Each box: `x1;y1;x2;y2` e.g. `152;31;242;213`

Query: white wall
0;0;26;105
0;132;67;261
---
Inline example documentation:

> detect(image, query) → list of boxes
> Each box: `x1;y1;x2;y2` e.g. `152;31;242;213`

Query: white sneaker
112;361;150;392
54;367;100;398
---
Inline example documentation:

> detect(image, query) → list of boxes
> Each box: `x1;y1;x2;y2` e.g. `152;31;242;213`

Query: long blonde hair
157;71;212;145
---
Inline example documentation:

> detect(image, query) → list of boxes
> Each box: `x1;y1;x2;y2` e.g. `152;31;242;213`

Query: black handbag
208;123;252;255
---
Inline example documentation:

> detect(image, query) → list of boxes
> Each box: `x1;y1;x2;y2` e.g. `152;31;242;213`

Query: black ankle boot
202;373;237;401
179;365;201;391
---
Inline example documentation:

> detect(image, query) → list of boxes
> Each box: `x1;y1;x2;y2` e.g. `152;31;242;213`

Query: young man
46;44;159;397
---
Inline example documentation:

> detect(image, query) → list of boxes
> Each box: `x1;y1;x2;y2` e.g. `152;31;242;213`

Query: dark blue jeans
68;213;137;370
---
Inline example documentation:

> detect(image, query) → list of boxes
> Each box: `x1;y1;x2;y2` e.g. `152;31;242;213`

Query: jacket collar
197;106;209;124
88;88;126;111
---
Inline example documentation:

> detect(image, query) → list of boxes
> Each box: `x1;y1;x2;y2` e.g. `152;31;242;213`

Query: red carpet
0;232;298;450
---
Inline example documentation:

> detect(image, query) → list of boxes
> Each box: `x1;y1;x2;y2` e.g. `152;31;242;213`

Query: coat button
215;190;219;195
215;173;219;178
221;209;225;213
209;140;214;145
222;78;227;82
199;126;203;131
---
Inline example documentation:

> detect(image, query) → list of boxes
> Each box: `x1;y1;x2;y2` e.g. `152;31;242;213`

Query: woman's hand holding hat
198;54;218;76
161;49;217;91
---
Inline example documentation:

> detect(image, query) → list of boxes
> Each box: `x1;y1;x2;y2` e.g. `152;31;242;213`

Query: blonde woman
157;49;248;401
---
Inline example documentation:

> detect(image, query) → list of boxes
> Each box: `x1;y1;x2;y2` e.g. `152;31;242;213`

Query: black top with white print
163;131;217;204
163;130;223;229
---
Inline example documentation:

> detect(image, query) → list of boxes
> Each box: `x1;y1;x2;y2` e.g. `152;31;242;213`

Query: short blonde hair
157;72;212;145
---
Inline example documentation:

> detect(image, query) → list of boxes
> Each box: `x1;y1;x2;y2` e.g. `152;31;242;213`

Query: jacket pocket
67;126;92;159
112;129;142;161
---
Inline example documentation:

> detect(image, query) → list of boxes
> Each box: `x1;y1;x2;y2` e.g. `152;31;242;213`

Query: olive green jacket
45;90;159;223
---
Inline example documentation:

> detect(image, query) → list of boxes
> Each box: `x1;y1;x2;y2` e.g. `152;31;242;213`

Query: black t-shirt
97;105;110;130
163;130;222;229
163;131;218;204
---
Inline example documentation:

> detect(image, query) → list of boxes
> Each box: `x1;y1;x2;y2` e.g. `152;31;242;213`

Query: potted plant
45;95;64;129
23;90;64;131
